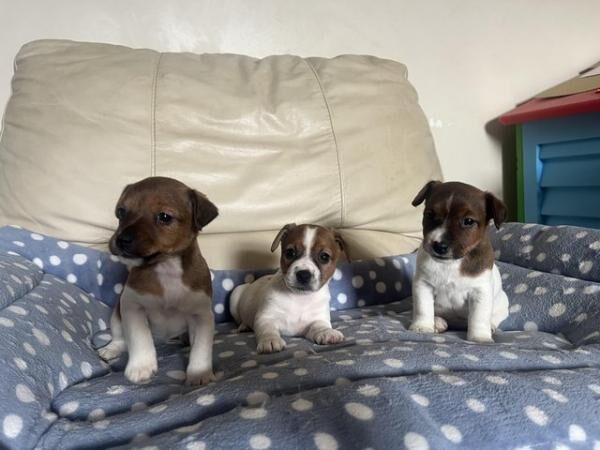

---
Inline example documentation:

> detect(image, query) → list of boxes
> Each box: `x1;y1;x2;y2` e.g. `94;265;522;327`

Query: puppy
230;223;346;353
409;181;509;343
98;176;218;385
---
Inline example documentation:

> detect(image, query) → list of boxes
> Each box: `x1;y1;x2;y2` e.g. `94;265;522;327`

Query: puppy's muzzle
432;240;449;256
114;229;136;255
295;270;312;286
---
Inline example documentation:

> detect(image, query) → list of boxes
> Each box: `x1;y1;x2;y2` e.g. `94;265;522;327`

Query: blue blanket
0;223;599;449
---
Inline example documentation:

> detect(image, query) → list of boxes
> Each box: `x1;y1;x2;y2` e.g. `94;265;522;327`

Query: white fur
410;246;509;343
229;227;343;353
98;256;215;385
117;255;143;269
427;225;446;247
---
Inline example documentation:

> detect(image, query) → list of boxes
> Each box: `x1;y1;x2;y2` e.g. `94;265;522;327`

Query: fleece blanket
0;223;599;449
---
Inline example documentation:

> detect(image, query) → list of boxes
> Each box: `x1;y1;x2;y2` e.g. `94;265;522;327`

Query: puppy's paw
314;328;344;345
257;336;287;353
467;330;494;344
185;369;216;386
98;340;126;361
125;358;157;383
237;323;251;333
409;321;435;334
434;316;448;333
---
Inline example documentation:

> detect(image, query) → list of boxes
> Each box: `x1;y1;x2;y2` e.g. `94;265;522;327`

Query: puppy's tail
229;284;247;324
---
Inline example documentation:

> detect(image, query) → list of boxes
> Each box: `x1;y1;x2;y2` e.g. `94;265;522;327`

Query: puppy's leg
491;289;509;332
122;303;157;383
254;317;286;353
434;316;448;333
409;280;436;333
237;323;251;332
306;320;344;345
98;301;127;361
467;287;494;343
186;311;216;386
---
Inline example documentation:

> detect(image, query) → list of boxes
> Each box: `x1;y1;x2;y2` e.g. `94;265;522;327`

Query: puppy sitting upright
230;223;346;353
98;177;218;385
409;181;509;343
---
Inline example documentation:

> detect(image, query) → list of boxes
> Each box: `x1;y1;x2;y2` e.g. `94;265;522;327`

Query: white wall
1;0;600;210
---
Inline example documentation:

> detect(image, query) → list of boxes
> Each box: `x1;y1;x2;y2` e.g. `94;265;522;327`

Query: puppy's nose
432;241;448;255
295;270;312;285
116;231;134;250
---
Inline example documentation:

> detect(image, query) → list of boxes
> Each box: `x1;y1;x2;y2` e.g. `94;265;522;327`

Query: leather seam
304;58;345;227
150;53;163;176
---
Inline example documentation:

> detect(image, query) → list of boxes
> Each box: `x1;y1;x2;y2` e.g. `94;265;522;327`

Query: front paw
314;329;344;345
257;336;287;353
409;321;435;334
434;316;448;333
125;358;157;383
186;369;216;386
467;329;494;343
98;340;126;361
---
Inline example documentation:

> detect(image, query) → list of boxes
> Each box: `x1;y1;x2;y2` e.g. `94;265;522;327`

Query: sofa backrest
0;40;441;269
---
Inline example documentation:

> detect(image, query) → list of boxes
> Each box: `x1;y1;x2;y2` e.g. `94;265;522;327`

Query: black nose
432;241;448;255
296;270;312;284
116;231;134;250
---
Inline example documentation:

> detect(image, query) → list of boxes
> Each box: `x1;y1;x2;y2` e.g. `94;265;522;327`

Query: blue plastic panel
522;111;600;228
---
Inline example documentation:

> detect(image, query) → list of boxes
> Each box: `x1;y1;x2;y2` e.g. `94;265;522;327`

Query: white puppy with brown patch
230;223;347;353
98;177;218;385
409;181;509;343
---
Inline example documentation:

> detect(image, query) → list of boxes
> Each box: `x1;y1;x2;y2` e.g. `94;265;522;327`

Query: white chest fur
234;271;332;336
123;257;211;340
155;258;188;306
267;275;332;336
412;246;508;332
416;248;490;317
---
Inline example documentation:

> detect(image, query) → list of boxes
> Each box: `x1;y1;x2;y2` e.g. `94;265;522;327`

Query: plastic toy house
500;63;600;229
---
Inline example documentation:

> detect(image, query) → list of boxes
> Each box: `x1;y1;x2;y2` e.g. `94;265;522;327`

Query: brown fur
272;223;346;289
109;176;217;296
460;239;495;277
127;268;164;297
412;181;506;277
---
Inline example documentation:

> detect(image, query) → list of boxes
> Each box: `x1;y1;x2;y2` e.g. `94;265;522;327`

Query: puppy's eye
424;210;434;219
284;248;296;259
319;252;331;264
116;207;126;220
463;217;476;227
157;212;173;225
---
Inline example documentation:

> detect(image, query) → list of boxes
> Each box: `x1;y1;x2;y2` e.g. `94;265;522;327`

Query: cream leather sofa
0;39;442;270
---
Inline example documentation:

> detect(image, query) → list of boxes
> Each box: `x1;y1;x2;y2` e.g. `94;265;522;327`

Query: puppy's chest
419;257;483;310
265;286;330;335
136;259;209;315
154;259;192;308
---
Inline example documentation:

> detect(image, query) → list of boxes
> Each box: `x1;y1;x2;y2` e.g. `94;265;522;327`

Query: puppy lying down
230;223;347;353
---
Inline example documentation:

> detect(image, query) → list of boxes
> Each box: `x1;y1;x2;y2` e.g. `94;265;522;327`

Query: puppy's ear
271;223;296;252
412;180;442;207
485;192;507;229
189;190;219;231
333;229;351;263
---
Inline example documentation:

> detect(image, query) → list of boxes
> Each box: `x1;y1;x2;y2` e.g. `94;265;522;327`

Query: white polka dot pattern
0;223;600;448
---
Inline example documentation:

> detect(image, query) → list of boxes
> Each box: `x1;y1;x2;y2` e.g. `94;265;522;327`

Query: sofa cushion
0;40;441;269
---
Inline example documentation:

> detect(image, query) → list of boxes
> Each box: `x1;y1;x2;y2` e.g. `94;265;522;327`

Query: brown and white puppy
97;177;218;385
409;181;509;343
229;224;346;353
